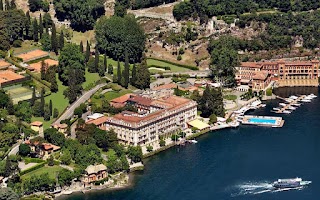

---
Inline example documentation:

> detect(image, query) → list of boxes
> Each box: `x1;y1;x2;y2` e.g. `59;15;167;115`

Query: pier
276;95;306;114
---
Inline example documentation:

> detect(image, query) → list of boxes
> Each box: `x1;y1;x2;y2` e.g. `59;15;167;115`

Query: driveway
53;83;107;125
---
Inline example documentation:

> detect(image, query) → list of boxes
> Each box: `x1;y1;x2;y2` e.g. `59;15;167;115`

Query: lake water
63;87;319;200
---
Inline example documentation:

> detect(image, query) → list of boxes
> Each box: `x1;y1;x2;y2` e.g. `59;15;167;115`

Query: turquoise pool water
248;118;276;124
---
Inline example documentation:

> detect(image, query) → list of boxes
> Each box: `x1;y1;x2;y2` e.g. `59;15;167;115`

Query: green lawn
21;165;64;180
82;69;100;89
223;94;237;101
91;89;132;107
146;58;189;72
31;75;68;129
12;41;40;54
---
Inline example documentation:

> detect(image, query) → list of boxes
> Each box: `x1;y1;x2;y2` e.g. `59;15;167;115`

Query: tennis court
4;85;33;104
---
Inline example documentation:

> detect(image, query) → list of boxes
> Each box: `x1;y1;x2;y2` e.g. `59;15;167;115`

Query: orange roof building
105;95;197;147
28;59;58;73
86;116;109;130
16;49;49;62
110;93;135;108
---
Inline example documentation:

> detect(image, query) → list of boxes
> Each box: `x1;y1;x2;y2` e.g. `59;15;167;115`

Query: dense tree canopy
54;0;105;31
173;0;320;22
198;86;224;118
0;9;26;51
95;15;146;63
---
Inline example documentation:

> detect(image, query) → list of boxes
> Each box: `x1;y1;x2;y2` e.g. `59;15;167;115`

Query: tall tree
94;47;99;73
123;49;130;88
100;54;107;76
0;0;3;11
39;13;43;39
80;41;83;53
30;87;36;106
134;55;150;89
49;99;52;116
117;60;121;84
85;40;90;63
40;87;45;117
32;18;38;42
63;67;82;103
51;23;58;54
4;0;8;10
59;31;64;50
131;63;137;86
50;76;58;92
40;60;46;80
25;11;31;39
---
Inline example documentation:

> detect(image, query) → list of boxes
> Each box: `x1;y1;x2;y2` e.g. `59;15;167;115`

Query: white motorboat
301;99;311;103
261;104;266;107
282;110;291;114
288;106;296;110
273;178;303;189
273;107;280;111
279;103;287;107
289;95;299;100
188;140;198;144
293;103;301;107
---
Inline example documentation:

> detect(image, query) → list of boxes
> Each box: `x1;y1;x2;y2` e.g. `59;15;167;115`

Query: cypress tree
7;99;14;115
80;41;83;53
25;11;31;39
50;77;58;92
85;40;90;63
32;18;38;42
49;99;53;116
117;60;121;84
99;54;107;76
39;13;43;39
30;87;36;106
40;60;46;80
51;23;58;54
123;49;129;88
59;31;64;50
131;63;137;86
94;47;99;73
4;158;12;177
40;87;45;117
0;0;3;11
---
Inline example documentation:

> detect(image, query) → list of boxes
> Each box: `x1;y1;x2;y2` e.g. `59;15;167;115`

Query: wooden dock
276;95;306;114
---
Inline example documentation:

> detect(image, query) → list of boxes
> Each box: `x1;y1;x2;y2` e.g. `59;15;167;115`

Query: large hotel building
236;60;319;91
104;95;197;146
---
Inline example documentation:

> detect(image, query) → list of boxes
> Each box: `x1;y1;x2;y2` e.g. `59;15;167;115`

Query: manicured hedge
147;58;199;70
24;157;45;164
20;162;46;175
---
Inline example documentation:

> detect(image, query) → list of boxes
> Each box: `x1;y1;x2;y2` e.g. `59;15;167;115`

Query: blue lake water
63;87;320;200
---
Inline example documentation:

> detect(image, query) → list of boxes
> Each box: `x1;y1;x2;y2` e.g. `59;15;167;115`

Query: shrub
19;144;31;156
209;114;217;124
179;48;185;55
20;162;46;175
13;40;22;47
266;88;272;96
146;145;153;152
177;55;182;61
171;134;179;141
159;139;165;147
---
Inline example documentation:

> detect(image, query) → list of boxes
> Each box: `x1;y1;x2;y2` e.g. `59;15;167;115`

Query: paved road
53;83;107;125
8;142;21;156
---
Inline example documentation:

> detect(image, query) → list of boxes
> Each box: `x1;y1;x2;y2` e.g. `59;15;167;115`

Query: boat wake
231;180;311;196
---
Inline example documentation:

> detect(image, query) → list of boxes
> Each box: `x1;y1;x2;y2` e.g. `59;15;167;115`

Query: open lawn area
12;41;40;55
223;94;237;101
82;69;100;90
31;75;68;129
91;88;132;107
21;165;64;180
147;58;189;72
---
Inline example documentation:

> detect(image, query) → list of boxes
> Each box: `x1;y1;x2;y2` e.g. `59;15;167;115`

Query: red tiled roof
28;59;58;72
30;121;43;126
128;95;153;106
111;94;134;103
86;116;109;126
16;50;49;62
241;62;262;68
0;70;25;84
253;71;269;80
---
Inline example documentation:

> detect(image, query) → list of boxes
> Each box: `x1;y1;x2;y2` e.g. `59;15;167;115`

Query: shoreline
55;172;134;200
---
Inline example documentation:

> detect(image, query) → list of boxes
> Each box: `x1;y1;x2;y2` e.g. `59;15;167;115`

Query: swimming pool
248;118;277;125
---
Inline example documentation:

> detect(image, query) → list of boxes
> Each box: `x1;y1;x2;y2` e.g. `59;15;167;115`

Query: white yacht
283;110;291;114
279;103;287;107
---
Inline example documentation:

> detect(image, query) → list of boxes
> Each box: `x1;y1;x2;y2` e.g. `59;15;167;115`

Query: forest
173;0;320;22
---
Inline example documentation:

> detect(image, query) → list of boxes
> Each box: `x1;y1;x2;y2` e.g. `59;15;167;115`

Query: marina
274;94;317;114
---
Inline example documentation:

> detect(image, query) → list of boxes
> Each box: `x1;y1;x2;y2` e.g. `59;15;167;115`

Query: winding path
53;83;107;125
